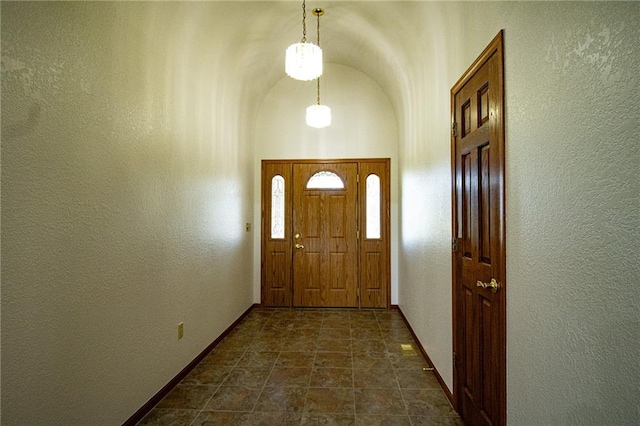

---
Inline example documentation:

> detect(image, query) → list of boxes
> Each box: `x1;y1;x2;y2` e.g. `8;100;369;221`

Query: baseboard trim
122;303;258;425
396;306;455;405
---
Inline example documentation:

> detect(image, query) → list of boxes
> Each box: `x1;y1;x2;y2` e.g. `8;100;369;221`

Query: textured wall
398;2;639;425
253;63;400;304
1;3;256;424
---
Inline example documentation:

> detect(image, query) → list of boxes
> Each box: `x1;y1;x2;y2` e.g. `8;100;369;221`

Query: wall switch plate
245;222;251;232
178;322;184;340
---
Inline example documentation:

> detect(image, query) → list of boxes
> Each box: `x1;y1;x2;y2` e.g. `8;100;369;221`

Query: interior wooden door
452;31;506;426
292;163;358;307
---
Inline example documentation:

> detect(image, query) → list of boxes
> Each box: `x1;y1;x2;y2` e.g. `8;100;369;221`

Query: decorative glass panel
306;171;344;189
271;175;285;239
366;174;381;239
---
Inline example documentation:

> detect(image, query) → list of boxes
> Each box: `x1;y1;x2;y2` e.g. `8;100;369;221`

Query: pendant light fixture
306;8;331;128
285;0;323;81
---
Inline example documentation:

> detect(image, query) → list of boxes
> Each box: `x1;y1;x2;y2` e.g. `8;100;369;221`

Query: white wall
1;3;256;424
253;63;400;304
398;2;639;425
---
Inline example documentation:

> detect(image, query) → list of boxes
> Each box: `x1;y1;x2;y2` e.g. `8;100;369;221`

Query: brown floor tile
322;319;351;329
319;328;352;340
156;384;217;410
295;328;322;338
401;389;457;417
267;367;313;387
314;352;352;368
394;369;440;389
410;415;465;425
276;352;315;368
355;414;412;425
203;386;262;412
245;310;274;320
380;328;414;342
246;412;302;425
182;364;233;386
191;410;250;426
216;335;253;351
354;388;407;415
350;311;378;320
323;311;352;321
351;351;392;370
387;352;428;369
351;340;386;353
304;388;355;414
201;349;245;366
282;336;319;352
350;319;380;330
222;367;271;387
302;413;356;425
317;339;352;353
310;368;353;388
254;386;308;412
350;328;382;340
249;337;286;352
353;367;397;389
295;319;321;329
238;351;280;369
138;408;199;425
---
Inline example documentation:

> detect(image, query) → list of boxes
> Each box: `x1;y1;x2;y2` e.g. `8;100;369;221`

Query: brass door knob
295;243;305;249
476;278;500;293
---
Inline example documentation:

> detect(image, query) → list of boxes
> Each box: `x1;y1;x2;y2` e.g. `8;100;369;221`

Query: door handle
295;243;305;249
476;278;500;293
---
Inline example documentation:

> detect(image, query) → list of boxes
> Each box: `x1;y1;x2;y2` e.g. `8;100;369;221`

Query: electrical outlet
178;322;184;340
245;222;251;232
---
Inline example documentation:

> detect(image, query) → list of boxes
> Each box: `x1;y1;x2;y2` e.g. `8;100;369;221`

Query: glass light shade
285;42;323;81
306;104;331;128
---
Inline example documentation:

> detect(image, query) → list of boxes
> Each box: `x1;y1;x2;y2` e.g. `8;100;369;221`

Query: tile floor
138;308;463;426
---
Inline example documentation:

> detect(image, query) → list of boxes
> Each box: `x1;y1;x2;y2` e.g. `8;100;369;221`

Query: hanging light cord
301;0;307;42
316;8;321;105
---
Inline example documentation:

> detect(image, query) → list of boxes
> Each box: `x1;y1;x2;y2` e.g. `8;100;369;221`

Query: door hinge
357;174;360;183
452;122;457;138
357;287;360;298
357;230;360;240
452;238;458;252
453;352;458;369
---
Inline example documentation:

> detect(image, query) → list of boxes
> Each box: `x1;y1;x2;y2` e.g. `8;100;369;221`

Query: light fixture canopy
306;8;331;128
285;1;323;81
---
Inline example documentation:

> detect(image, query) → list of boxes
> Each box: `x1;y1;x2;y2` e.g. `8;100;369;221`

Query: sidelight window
271;175;285;239
366;174;381;239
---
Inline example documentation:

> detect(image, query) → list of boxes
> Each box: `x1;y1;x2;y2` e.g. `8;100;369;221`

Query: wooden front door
452;31;506;426
261;159;390;308
292;163;358;307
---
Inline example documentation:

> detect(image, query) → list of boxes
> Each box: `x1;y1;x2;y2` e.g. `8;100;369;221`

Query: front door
292;163;358;307
452;31;506;426
261;159;390;308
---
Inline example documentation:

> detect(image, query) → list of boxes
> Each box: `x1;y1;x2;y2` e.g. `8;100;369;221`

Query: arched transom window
306;171;345;189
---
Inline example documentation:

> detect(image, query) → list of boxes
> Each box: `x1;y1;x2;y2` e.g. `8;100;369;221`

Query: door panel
452;31;506;426
293;163;358;307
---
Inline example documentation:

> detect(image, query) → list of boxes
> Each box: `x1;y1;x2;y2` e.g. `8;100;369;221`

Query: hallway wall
2;3;257;424
397;2;639;425
253;63;399;304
